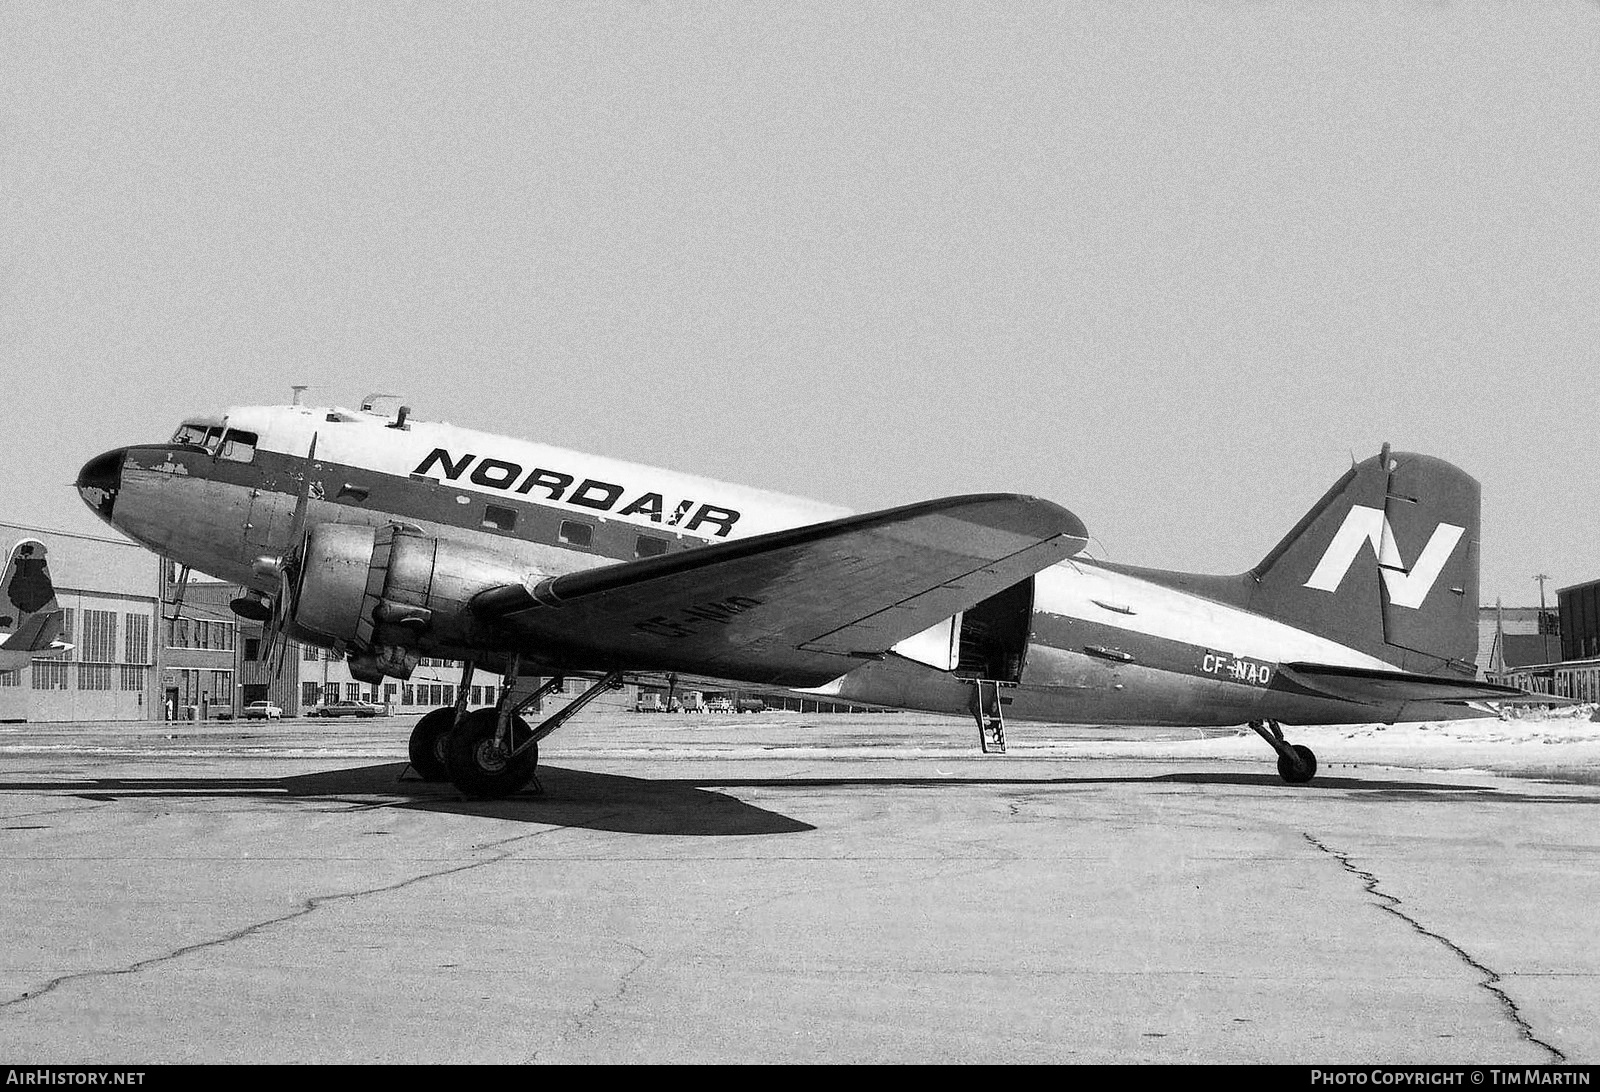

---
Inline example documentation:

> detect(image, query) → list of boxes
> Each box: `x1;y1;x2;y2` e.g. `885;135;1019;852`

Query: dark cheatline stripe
127;444;717;565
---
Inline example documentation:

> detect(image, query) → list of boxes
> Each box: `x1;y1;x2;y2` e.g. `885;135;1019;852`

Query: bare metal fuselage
80;405;1455;731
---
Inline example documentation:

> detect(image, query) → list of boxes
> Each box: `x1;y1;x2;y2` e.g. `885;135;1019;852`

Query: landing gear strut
442;660;626;799
1249;720;1318;785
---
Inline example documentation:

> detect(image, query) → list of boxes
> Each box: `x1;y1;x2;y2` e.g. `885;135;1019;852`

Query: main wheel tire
407;707;457;782
443;707;538;799
1277;744;1318;785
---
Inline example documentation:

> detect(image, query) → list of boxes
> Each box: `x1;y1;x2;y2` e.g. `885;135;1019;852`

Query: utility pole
1534;573;1553;664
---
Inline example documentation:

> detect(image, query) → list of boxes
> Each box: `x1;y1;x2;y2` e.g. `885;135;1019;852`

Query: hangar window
635;535;668;558
558;520;593;548
32;661;68;690
218;430;258;463
482;505;517;532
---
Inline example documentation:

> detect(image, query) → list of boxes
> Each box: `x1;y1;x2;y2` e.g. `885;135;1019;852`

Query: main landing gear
1249;720;1318;785
405;660;626;799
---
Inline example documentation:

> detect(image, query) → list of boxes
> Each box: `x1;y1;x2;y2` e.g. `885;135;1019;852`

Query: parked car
705;697;734;713
634;694;666;713
735;698;766;714
311;699;384;718
241;701;283;720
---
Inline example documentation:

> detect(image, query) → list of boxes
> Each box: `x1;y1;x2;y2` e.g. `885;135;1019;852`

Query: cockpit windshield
171;421;224;451
169;418;259;462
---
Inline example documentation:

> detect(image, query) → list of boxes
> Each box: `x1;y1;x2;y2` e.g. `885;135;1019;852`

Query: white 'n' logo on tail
1303;505;1464;608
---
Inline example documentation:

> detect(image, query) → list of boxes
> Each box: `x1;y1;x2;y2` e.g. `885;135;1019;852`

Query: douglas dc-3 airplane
0;539;70;671
75;398;1528;797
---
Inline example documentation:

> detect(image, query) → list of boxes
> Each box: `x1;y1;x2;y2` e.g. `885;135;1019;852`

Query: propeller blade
265;432;321;664
273;630;290;680
286;432;318;552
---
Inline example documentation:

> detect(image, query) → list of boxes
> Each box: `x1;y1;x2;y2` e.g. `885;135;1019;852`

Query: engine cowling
289;523;537;678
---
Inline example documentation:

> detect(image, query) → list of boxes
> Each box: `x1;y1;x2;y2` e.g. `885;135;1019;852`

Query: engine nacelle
290;524;537;676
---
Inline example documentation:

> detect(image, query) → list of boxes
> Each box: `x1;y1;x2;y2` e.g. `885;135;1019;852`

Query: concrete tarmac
2;711;1598;1064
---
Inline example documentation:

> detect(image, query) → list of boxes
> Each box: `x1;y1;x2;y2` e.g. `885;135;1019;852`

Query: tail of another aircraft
0;539;65;654
1243;446;1480;674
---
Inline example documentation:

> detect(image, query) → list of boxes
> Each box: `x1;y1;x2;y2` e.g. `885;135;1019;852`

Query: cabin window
558;520;593;547
218;430;258;463
635;535;668;558
482;504;517;532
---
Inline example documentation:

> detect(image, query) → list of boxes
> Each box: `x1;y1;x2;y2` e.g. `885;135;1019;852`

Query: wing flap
800;534;1068;656
474;493;1087;686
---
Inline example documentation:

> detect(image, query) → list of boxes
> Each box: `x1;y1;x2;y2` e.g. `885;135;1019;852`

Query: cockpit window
171;421;225;452
218;430;258;463
172;423;210;447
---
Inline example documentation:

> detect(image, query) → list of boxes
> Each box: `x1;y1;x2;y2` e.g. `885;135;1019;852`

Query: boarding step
971;678;1011;754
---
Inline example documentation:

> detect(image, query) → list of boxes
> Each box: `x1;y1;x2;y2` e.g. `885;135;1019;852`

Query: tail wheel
444;707;538;799
1277;744;1318;785
406;708;457;782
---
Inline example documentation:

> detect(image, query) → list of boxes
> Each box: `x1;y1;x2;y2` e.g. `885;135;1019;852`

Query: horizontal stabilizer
1278;662;1547;705
473;493;1087;687
5;609;64;654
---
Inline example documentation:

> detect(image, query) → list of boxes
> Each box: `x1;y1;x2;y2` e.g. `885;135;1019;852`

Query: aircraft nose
76;448;126;522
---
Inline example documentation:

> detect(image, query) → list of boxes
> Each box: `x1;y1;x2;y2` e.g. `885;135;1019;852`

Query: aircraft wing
472;493;1088;687
1277;662;1552;705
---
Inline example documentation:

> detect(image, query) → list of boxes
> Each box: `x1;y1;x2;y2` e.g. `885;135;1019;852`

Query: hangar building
0;519;641;722
1485;580;1600;701
0;520;162;722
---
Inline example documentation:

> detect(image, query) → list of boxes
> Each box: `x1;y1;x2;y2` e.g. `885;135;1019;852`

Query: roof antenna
291;385;310;406
387;405;411;431
1379;441;1392;470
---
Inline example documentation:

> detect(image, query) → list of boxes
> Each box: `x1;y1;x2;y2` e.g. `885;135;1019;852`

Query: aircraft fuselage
76;403;1467;731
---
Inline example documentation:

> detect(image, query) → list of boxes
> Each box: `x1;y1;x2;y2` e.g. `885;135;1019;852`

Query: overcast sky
3;2;1596;607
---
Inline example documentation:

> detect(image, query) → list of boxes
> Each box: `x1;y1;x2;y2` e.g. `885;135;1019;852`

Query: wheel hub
473;738;510;773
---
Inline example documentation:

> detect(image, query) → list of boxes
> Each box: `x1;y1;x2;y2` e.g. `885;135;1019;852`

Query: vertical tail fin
1246;447;1480;674
0;539;64;653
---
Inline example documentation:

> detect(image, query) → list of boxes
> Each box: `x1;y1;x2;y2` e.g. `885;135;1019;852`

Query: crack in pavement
1302;832;1566;1064
529;938;651;1064
498;807;654;1065
0;826;566;1013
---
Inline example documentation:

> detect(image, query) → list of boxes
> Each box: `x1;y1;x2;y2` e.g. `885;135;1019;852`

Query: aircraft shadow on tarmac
3;764;1595;834
6;764;814;836
672;770;1599;805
